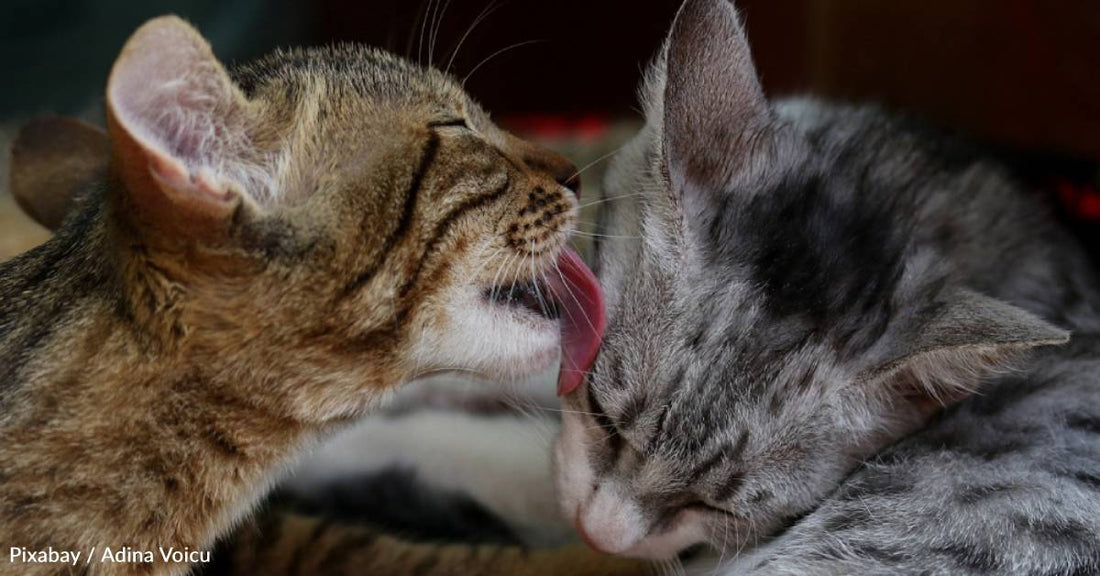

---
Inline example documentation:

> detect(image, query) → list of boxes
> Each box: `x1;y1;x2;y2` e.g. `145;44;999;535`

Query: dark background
4;0;1100;160
2;0;1098;256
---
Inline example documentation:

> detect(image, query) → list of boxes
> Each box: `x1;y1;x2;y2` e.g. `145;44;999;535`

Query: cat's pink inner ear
147;154;233;204
106;15;256;210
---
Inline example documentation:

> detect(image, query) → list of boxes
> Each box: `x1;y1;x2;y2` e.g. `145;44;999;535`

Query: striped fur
200;509;643;576
553;0;1100;569
1;15;591;576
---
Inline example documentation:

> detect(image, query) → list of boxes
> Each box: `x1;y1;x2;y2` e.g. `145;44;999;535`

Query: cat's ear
106;16;267;240
10;116;110;230
660;0;770;211
862;289;1069;408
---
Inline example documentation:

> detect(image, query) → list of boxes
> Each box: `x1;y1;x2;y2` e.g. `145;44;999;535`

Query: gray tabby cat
553;0;1100;573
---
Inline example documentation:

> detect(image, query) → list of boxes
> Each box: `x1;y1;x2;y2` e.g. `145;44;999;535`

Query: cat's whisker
424;0;439;66
582;423;616;434
475;243;506;280
462;39;545;86
428;0;442;67
417;0;436;66
570;231;642;240
510;400;555;436
429;0;456;68
538;266;552;315
406;0;432;59
445;0;506;75
518;251;541;310
729;519;752;574
476;248;506;296
520;404;606;418
488;251;514;303
734;510;761;565
576;191;647;211
503;252;522;299
470;241;502;277
408;366;484;380
532;256;555;319
565;143;630;184
550;260;599;336
500;393;557;444
554;368;594;377
571;218;616;237
710;512;731;576
505;254;522;302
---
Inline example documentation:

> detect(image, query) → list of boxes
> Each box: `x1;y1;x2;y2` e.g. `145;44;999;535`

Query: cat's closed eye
683;500;738;519
428;118;471;129
587;383;633;449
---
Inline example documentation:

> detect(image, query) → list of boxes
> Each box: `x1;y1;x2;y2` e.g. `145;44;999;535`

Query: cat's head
553;0;1069;559
10;17;603;422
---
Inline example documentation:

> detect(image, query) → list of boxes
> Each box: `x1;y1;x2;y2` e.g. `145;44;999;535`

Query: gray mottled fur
713;335;1100;575
568;0;1100;573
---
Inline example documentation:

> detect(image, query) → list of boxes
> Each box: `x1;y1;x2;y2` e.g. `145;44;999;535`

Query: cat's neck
0;314;326;574
0;204;342;574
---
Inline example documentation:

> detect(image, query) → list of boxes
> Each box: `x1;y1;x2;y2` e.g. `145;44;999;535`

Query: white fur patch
283;371;573;546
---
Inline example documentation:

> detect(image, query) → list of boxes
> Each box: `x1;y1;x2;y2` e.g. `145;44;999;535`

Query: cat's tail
201;510;651;576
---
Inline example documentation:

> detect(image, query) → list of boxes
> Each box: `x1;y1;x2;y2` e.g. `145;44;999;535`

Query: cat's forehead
620;127;927;359
232;45;472;119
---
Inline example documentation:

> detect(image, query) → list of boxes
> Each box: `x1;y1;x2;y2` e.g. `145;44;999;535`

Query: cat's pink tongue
547;248;605;396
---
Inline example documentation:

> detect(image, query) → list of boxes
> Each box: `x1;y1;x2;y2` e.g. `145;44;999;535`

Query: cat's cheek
621;511;709;560
408;290;561;381
552;409;597;524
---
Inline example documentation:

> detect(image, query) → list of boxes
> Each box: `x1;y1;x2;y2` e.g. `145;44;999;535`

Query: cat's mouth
477;248;606;395
481;279;561;320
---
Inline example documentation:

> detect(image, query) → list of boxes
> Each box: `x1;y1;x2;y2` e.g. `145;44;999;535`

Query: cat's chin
615;515;710;560
469;332;561;383
409;291;562;385
477;293;564;379
413;247;602;387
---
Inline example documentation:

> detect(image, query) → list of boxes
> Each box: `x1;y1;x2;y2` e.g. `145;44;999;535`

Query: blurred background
2;0;1099;259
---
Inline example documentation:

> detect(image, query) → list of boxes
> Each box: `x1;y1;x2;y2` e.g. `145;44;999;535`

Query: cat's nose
507;135;581;198
547;154;581;197
574;484;645;555
530;146;581;197
575;516;611;554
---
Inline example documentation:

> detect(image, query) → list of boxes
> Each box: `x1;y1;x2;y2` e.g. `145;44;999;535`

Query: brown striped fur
207;511;645;576
1;16;602;576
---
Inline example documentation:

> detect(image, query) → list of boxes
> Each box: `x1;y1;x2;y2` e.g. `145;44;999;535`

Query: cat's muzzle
482;279;561;320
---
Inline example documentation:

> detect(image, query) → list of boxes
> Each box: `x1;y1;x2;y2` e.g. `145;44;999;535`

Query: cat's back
774;96;1100;332
722;335;1100;576
0;195;116;408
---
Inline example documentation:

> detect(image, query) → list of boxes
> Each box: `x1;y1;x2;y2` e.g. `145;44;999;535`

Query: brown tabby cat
9;118;642;576
0;15;623;576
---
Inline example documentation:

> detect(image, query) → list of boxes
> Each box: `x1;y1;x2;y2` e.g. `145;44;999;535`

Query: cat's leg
204;511;650;576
